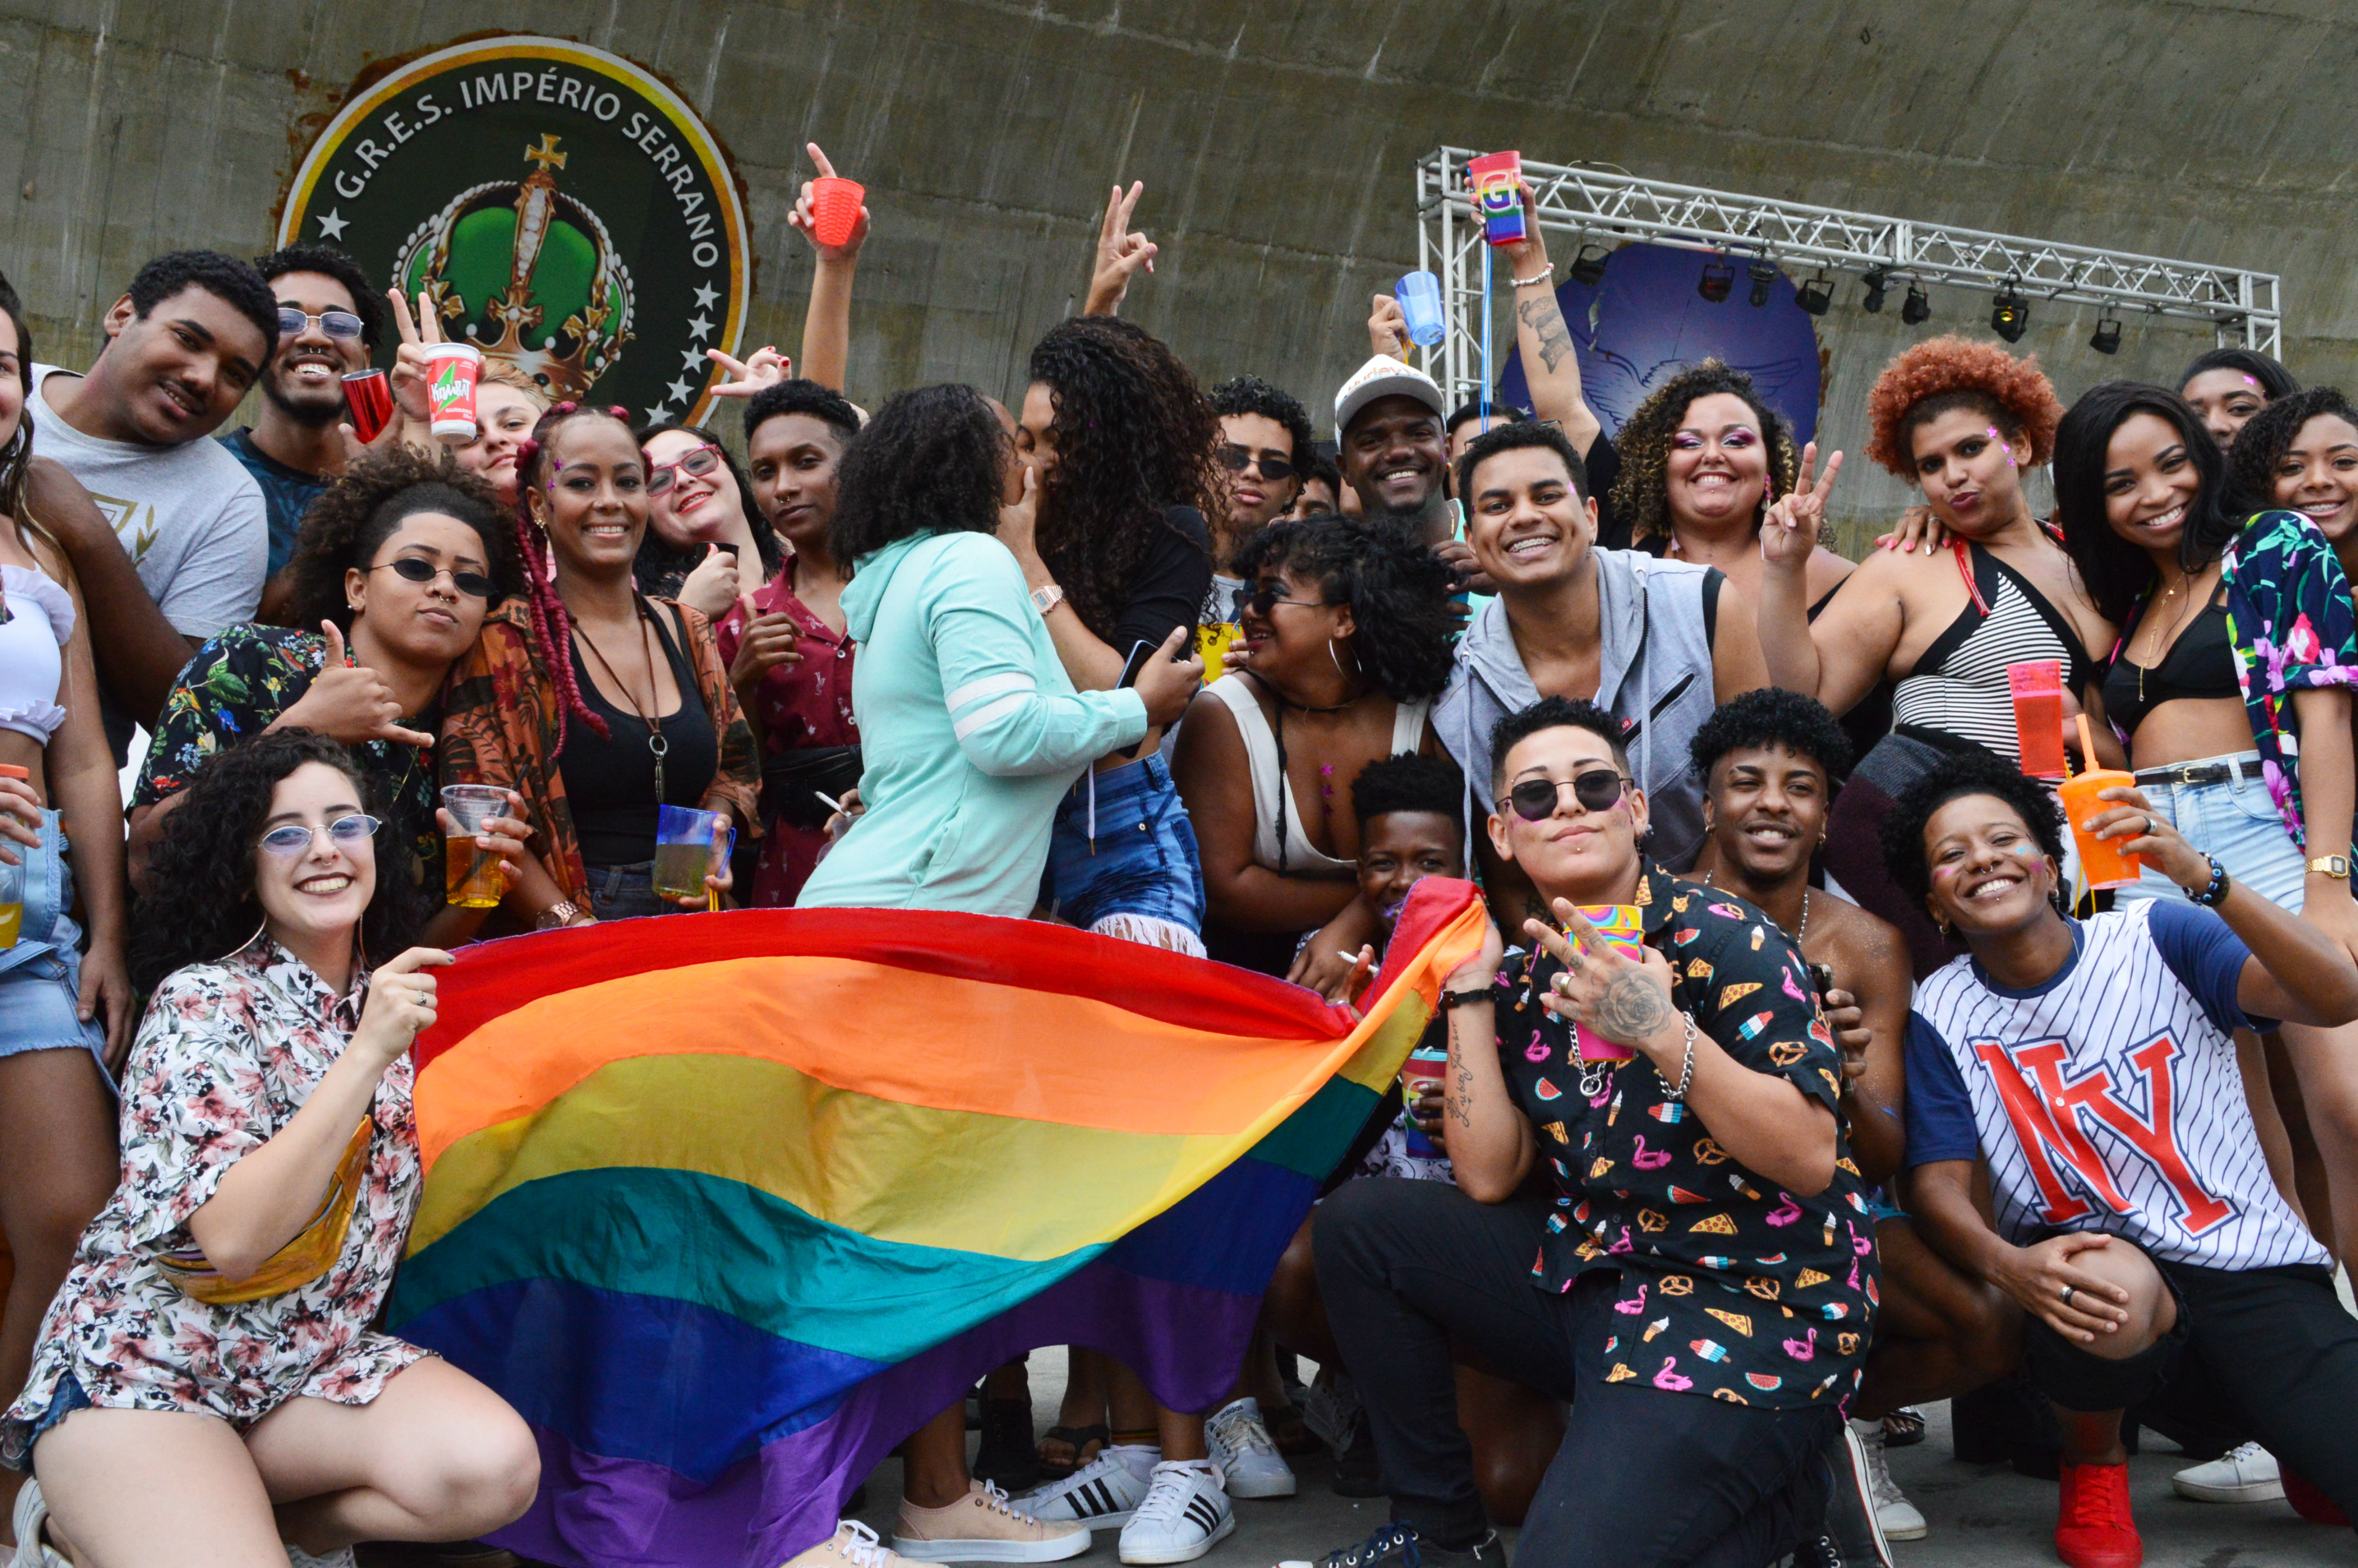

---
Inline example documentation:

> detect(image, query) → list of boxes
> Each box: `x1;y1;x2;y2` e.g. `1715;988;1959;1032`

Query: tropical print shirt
0;937;426;1462
1495;863;1878;1411
440;597;760;920
132;625;442;895
2112;509;2358;846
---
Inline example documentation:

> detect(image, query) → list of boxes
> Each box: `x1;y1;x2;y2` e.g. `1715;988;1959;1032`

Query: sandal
1882;1406;1926;1449
1033;1422;1109;1482
1263;1402;1318;1457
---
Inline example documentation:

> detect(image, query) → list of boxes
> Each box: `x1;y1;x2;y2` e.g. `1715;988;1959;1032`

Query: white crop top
0;563;73;744
1204;673;1431;876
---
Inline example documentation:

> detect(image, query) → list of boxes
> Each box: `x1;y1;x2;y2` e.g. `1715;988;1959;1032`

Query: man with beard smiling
224;246;383;585
29;249;276;746
1435;421;1767;924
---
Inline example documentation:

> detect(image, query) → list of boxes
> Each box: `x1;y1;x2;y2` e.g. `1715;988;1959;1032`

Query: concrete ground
361;1346;2352;1568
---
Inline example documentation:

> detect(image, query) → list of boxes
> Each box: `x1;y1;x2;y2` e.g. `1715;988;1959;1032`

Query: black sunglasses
1245;583;1328;618
373;556;495;598
1218;444;1296;482
1499;769;1629;822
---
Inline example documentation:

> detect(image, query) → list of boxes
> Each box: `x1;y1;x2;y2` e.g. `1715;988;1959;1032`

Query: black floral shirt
133;625;443;895
1495;863;1878;1410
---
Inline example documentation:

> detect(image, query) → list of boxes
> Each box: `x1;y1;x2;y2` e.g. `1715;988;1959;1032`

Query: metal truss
1414;147;2283;406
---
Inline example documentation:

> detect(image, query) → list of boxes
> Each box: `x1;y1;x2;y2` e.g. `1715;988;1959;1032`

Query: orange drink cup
2060;769;2142;889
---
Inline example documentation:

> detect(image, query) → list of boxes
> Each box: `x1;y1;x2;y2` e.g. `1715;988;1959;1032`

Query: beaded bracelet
2190;853;2232;907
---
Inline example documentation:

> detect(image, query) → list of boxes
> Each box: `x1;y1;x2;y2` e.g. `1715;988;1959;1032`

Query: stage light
1991;284;2029;343
1698;259;1734;304
2090;317;2122;354
1796;274;1833;316
1901;282;1931;325
1860;268;1889;314
1570;244;1610;286
1747;259;1778;308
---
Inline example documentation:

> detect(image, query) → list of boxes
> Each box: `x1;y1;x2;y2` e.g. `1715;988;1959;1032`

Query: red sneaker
2282;1470;2350;1527
2056;1462;2143;1568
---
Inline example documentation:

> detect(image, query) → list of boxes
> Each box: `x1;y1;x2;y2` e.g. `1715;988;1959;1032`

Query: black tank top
559;602;721;867
2100;597;2238;734
1888;541;2097;765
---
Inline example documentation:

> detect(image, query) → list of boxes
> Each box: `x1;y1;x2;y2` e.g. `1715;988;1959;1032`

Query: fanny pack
762;746;864;829
157;1118;373;1305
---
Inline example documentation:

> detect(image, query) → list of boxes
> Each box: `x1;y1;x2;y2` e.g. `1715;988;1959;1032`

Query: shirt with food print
1494;862;1878;1410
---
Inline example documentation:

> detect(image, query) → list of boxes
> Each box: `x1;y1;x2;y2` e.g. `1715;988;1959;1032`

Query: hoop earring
1329;638;1345;680
221;915;269;963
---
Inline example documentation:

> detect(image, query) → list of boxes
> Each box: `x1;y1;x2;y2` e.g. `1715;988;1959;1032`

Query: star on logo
692;282;720;311
686;314;713;341
680;346;709;372
665;376;695;406
315;209;348;241
644;403;675;423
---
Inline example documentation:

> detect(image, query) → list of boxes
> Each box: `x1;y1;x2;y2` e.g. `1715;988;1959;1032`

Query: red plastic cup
809;177;865;248
341;369;393;443
424;343;483;440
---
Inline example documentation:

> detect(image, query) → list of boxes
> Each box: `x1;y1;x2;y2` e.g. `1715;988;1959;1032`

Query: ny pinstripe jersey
1905;905;2326;1273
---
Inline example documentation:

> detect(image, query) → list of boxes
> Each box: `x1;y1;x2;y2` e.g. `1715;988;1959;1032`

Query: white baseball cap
1333;353;1448;436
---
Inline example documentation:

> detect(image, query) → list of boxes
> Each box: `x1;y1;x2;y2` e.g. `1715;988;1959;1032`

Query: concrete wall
3;0;2350;536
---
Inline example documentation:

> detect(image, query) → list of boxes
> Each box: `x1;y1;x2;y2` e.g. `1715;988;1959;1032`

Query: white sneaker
1850;1417;1926;1541
1016;1444;1158;1529
1117;1460;1234;1566
1206;1396;1297;1500
285;1549;358;1568
12;1480;69;1568
785;1520;918;1568
2173;1441;2284;1503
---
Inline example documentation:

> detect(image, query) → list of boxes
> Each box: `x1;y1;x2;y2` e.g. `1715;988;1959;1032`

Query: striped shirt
1904;905;2325;1273
1889;543;2093;764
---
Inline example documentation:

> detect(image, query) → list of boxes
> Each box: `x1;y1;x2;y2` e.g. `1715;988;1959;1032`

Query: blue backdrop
1495;242;1822;446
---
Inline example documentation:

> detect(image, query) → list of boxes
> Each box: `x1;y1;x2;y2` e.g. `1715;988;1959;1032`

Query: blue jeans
1042;755;1206;951
0;809;108;1078
2109;752;2307;913
584;859;691;922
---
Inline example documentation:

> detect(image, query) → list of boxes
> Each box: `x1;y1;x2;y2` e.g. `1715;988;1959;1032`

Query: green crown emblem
394;133;635;403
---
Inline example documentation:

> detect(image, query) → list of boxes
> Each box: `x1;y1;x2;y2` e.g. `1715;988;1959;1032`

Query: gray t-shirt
31;364;267;640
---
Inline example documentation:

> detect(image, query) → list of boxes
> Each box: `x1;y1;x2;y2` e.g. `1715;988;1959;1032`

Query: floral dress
0;937;427;1467
714;571;859;907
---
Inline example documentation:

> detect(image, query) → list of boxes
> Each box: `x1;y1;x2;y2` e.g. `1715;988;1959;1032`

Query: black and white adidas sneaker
1014;1445;1157;1529
1118;1460;1234;1565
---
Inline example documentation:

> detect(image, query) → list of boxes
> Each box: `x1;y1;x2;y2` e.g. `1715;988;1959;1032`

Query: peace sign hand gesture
706;345;791;400
1761;440;1844;572
386;287;448;424
1084;181;1157;317
1526;899;1685;1061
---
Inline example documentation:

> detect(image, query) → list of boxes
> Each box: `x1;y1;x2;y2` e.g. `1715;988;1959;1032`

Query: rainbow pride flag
386;878;1487;1568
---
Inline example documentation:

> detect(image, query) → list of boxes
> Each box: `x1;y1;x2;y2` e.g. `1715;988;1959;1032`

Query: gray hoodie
1435;549;1720;872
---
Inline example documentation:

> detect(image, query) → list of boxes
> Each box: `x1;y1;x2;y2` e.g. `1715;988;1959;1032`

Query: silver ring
2060;1284;2076;1306
2141;815;2153;837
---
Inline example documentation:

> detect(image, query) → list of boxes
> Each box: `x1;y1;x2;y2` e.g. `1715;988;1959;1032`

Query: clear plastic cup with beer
440;785;508;909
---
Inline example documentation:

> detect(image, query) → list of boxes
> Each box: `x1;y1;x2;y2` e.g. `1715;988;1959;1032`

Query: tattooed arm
1499;186;1602;458
1441;918;1533;1203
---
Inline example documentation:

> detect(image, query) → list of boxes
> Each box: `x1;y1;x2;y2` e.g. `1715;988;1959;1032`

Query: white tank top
0;564;73;744
1204;674;1430;875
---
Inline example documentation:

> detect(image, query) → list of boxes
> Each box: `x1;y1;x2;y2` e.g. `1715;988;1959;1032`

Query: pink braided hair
512;400;637;750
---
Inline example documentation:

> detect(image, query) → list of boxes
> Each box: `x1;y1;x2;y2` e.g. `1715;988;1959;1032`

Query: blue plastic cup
1397;271;1445;348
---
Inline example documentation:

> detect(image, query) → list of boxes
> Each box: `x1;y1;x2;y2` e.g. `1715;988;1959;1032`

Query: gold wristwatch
2307;854;2352;879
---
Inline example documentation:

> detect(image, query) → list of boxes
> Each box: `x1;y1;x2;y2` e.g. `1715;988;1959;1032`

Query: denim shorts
1042;755;1206;950
584;859;691;922
0;809;108;1075
2108;752;2307;913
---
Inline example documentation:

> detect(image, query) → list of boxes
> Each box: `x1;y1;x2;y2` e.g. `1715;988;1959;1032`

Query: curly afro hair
1210;374;1316;470
1352;751;1467;832
1026;317;1218;643
252;244;384;350
828;384;1010;565
1865;335;2063;479
2229;386;2358;507
130;729;426;993
1876;749;2067;915
281;447;519;635
1609;361;1798;547
1234;516;1459;701
1688;687;1853;784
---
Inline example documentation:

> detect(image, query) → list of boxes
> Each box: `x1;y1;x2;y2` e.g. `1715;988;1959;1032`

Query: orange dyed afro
1864;335;2063;477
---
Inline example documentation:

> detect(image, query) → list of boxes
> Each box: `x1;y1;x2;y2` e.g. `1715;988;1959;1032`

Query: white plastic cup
424;342;485;440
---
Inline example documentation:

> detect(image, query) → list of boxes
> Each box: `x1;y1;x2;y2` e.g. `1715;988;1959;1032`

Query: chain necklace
575;600;671;801
1705;868;1809;943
